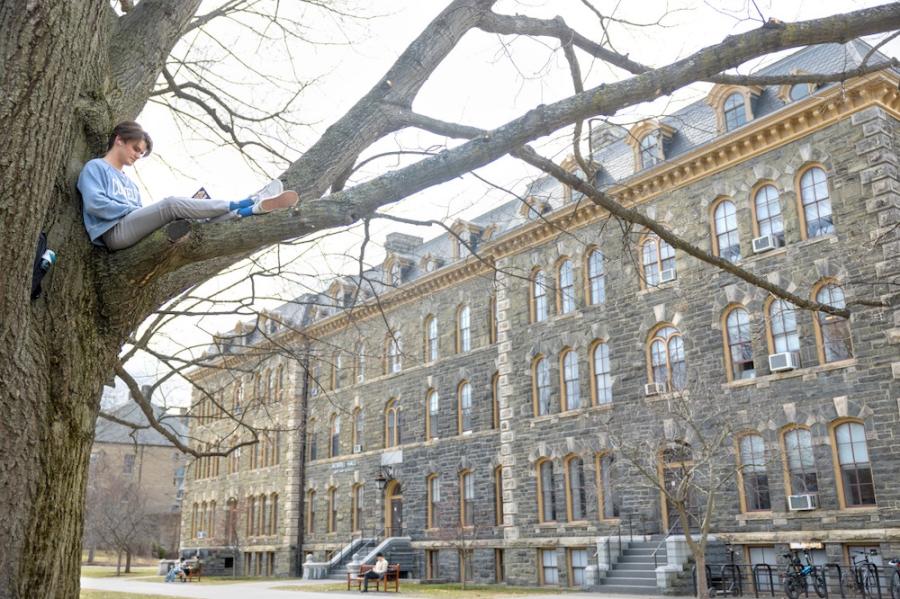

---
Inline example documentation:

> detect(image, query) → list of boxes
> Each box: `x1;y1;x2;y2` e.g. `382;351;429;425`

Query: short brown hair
106;121;153;156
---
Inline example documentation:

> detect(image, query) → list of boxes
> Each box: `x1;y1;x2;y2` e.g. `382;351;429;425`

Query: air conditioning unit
644;382;667;396
353;444;363;454
768;352;800;372
787;494;818;511
659;268;677;283
752;234;779;254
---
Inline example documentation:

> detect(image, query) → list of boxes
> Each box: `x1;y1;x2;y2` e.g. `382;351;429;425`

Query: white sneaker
250;179;284;202
252;190;299;214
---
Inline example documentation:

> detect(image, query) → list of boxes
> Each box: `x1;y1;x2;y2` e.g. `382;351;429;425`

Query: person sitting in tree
77;121;298;251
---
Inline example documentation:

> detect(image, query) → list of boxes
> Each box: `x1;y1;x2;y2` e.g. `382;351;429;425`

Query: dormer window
625;120;675;172
519;196;551;221
420;253;441;273
450;220;482;259
777;70;816;103
383;256;405;287
707;84;762;133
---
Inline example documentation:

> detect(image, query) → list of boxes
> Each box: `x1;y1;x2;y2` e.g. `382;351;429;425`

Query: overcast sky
116;0;899;406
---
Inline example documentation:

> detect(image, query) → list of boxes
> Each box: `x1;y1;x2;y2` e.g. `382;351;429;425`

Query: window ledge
722;358;857;389
530;403;613;424
797;233;838;248
741;245;788;264
639;280;678;295
736;506;879;522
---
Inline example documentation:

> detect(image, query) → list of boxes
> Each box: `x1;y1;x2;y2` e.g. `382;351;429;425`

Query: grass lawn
81;592;174;599
274;582;569;597
80;566;159;579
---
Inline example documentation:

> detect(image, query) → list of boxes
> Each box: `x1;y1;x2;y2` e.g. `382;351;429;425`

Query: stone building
180;41;900;591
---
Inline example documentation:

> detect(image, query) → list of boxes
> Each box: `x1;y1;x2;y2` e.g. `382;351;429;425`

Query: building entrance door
384;480;403;536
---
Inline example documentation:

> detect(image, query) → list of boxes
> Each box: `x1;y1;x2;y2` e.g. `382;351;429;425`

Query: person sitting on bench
361;553;388;593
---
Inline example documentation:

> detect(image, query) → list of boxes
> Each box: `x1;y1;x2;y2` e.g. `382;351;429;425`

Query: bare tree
2;1;899;596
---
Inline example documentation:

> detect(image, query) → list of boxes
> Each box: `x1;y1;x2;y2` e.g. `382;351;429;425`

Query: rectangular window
540;549;559;585
568;548;588;587
495;549;505;583
462;472;475;527
459;550;473;582
123;454;135;475
426;550;440;579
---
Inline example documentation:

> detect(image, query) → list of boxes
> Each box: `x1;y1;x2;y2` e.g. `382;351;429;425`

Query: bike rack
720;563;744;596
751;563;776;598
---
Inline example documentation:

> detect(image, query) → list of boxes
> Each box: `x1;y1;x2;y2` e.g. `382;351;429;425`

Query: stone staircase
325;536;417;580
599;537;666;594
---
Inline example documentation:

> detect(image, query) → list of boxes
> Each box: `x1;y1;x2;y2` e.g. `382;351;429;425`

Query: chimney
384;232;423;255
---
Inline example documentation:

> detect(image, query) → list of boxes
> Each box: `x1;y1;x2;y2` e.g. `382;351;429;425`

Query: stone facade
181;44;900;588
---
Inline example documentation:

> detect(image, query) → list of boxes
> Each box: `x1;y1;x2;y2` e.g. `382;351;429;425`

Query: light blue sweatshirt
77;158;143;245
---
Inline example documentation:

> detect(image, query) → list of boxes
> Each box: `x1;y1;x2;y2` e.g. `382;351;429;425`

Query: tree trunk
125;549;132;574
116;551;122;577
87;546;95;565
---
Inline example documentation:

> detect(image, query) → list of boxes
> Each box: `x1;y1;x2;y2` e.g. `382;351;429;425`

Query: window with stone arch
306;417;318;461
384;398;400;448
830;419;876;508
751;182;785;246
424;314;439;362
647;324;686;391
781;425;818;495
640;233;676;287
639;132;659;169
351;484;364;532
456;304;471;353
460;469;475;527
563;454;587;522
589;340;612;405
329;414;341;458
457;380;473;435
797;165;834;239
493;465;504;526
536;458;557;523
585;247;606;305
426;389;439;440
327;486;337;533
426;473;440;528
812;280;852;364
722;305;755;381
532;355;552;417
737;433;771;512
488;292;498;344
595;452;620;520
352;407;363;451
491;372;500;430
384;332;402;374
723;91;748;131
556;258;576;314
306;489;316;534
560;348;581;411
269;492;278;535
765;298;801;362
711;198;741;263
530;267;549;323
355;341;366;384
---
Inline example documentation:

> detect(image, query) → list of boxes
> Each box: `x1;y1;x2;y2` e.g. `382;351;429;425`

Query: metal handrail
652;521;680;570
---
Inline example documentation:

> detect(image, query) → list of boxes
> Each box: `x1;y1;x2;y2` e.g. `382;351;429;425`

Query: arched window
306;418;318;461
385;333;402;374
560;349;581;411
590;341;612;405
491;372;500;430
493;465;504;526
389;260;402;286
426;389;439;440
799;166;833;238
649;325;686;391
384;399;400;448
259;494;268;536
832;421;876;507
351;484;364;532
641;234;676;287
531;269;549;322
767;299;800;361
270;493;278;535
564;455;587;522
457;381;473;434
488;293;498;344
244;497;253;536
712;199;741;263
737;434;771;512
639;133;659;169
536;459;556;523
352;408;363;452
789;83;811;101
460;470;474;527
782;427;818;495
327;487;337;533
355;342;366;384
424;315;439;362
457;305;471;353
557;259;575;314
814;282;852;363
309;361;320;397
329;414;341;458
426;474;440;528
532;356;552;416
595;453;619;519
723;306;755;381
306;490;316;534
723;92;747;131
233;379;244;411
753;184;784;246
586;249;605;305
226;498;239;544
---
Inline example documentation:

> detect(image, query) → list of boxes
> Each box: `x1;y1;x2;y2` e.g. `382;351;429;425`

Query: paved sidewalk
81;575;682;599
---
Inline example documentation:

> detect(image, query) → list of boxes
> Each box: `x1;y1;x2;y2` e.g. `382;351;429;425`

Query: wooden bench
347;563;400;592
179;562;202;582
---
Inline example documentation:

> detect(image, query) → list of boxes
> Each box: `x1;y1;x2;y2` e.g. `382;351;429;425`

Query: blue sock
236;205;254;218
229;198;253;210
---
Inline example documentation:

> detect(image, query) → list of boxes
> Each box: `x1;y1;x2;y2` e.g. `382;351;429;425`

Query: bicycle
848;549;880;599
887;557;899;599
782;550;827;599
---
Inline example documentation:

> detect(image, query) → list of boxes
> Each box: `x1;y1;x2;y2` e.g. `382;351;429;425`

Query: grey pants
102;196;235;250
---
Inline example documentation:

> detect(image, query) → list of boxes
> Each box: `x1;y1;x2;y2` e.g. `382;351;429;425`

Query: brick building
180;42;900;590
